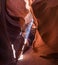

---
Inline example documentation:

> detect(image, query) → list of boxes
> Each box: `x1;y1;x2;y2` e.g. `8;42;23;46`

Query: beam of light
18;19;33;60
11;44;16;58
18;0;34;60
24;19;33;40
